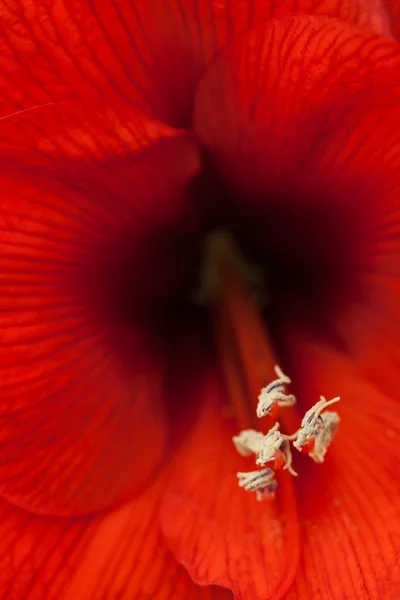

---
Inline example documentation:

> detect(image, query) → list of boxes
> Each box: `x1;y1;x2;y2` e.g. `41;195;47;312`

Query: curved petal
194;15;400;396
280;329;400;600
0;0;381;127
160;365;300;600
0;473;232;600
0;101;201;515
194;14;400;197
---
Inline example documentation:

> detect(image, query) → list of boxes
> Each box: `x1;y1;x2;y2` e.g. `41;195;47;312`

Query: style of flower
0;1;400;599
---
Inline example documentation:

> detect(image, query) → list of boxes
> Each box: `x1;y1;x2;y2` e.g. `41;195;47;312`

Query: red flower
1;1;400;598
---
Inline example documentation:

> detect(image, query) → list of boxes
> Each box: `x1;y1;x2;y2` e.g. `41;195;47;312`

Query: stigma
233;365;340;500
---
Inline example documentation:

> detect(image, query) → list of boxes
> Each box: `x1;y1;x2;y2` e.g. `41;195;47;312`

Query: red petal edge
0;471;232;599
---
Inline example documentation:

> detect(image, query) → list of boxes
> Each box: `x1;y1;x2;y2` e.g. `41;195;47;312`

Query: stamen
257;365;297;418
237;468;278;501
233;429;264;457
233;371;340;498
256;423;298;477
293;396;341;463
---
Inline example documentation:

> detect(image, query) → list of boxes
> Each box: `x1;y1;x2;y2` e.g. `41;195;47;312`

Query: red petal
379;0;400;38
194;14;400;198
388;578;400;600
194;15;400;394
0;473;232;599
0;0;380;127
161;367;300;600
0;101;201;515
280;329;400;600
360;0;397;34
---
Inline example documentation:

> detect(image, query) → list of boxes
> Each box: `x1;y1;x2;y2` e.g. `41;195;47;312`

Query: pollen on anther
293;396;341;463
256;423;298;476
256;365;296;419
237;468;277;501
233;429;264;457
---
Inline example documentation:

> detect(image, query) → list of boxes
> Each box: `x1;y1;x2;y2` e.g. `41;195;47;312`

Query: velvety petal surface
0;0;380;127
0;101;201;515
161;364;300;600
0;471;232;600
194;14;400;398
280;328;400;600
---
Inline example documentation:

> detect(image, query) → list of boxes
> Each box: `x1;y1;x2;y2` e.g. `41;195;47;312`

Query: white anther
256;423;298;476
237;468;278;501
302;395;340;427
309;411;341;463
232;429;265;457
233;368;340;500
293;396;341;462
257;365;297;418
256;423;281;463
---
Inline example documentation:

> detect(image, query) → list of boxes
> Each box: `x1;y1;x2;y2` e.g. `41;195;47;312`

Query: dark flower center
90;149;368;389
